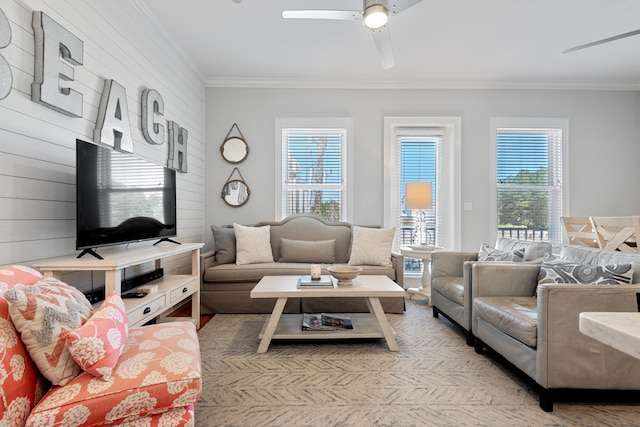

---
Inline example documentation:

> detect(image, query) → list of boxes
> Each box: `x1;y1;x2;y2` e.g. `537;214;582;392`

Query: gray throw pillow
478;243;525;262
279;238;336;263
211;226;236;264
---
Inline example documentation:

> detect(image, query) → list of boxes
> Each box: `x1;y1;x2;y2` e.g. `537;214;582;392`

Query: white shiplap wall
0;0;205;279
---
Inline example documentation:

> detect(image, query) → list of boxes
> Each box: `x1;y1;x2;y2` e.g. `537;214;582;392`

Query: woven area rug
195;299;639;426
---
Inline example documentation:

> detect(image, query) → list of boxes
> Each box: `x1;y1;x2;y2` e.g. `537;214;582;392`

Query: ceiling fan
564;28;640;53
282;0;423;69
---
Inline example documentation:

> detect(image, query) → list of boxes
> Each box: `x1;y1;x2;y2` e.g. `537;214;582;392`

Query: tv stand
154;237;181;246
77;248;104;260
34;243;203;328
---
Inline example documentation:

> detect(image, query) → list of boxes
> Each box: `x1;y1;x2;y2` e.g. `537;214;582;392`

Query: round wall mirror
221;179;250;207
220;136;249;164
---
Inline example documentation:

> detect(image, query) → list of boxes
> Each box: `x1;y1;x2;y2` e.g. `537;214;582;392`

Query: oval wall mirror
221;179;250;207
220;136;248;164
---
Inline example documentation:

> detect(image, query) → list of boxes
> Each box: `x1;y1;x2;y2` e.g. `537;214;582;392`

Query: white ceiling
139;0;640;89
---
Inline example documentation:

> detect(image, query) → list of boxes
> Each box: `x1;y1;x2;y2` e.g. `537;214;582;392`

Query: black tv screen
76;139;177;255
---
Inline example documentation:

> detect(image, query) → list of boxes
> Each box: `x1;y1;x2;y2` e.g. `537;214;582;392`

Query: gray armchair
430;238;552;346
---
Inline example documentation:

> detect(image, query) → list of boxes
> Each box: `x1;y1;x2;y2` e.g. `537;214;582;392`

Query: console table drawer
170;278;197;304
129;294;167;326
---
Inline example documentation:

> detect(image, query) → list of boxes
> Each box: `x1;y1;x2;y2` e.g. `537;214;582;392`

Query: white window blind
281;127;347;221
496;127;563;244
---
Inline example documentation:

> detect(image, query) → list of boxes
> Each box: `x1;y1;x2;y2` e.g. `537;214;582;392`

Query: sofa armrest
471;262;540;298
200;251;215;283
536;283;640;389
391;251;404;287
431;251;478;280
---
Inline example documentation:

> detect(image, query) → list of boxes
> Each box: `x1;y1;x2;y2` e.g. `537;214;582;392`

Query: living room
1;0;640;425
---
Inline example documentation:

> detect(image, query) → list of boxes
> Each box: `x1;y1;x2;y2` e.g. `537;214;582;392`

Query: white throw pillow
348;226;395;268
233;223;274;265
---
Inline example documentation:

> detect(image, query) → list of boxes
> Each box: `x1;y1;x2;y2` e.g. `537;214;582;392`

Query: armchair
431;238;552;345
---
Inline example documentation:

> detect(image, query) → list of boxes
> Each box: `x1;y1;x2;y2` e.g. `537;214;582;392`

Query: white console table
579;312;640;360
33;242;203;328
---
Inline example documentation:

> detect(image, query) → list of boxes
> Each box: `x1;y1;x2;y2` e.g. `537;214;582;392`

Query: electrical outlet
463;202;473;211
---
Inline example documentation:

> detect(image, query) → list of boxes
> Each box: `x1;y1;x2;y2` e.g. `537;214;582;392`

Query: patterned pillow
348;226;396;268
478;243;525;262
0;265;47;426
3;277;93;385
66;291;128;381
538;254;634;285
0;265;43;292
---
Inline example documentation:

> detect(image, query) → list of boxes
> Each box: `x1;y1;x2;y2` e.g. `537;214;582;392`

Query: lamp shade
405;182;432;210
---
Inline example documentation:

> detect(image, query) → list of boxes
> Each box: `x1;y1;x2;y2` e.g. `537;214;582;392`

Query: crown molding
205;77;640;91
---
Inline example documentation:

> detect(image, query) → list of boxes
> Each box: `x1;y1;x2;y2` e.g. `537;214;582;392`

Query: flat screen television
76;139;177;259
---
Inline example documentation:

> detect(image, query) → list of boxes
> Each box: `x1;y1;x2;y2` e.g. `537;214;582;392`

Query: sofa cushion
432;276;465;305
474;296;538;347
4;277;93;386
66;292;129;381
233;223;274;265
279;238;336;263
28;322;202;426
538;255;634;285
348;226;395;267
211;225;236;264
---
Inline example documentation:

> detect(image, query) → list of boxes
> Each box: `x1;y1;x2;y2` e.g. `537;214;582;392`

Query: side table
400;246;441;304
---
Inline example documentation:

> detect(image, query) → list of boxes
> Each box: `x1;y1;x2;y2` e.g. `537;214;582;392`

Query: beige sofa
431;238;552;345
201;213;405;314
471;245;640;411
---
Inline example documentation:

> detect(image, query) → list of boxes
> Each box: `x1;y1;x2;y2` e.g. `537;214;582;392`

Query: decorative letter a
93;79;133;153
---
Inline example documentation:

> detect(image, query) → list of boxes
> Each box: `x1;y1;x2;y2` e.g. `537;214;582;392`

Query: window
490;118;568;246
275;118;353;221
384;117;461;273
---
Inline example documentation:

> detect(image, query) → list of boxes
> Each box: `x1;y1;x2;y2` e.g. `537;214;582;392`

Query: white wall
0;1;205;272
205;87;640;251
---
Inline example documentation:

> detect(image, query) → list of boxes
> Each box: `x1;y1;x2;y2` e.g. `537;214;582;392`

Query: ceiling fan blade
371;26;395;69
386;0;423;16
282;10;360;21
564;28;640;53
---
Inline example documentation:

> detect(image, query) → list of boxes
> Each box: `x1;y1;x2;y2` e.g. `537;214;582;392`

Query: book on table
302;313;353;331
297;275;334;288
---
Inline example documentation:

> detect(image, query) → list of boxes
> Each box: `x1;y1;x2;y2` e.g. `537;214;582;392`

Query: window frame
275;117;354;221
383;117;462;252
489;117;570;247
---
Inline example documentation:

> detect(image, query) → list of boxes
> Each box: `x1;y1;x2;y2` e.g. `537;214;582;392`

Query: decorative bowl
327;265;363;286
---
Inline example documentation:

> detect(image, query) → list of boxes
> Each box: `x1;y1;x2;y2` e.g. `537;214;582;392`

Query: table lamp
405;182;432;247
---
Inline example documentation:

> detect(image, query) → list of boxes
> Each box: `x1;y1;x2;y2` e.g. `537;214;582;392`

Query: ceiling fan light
363;4;388;29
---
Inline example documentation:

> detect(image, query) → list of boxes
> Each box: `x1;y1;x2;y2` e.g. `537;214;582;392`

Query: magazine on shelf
301;313;353;331
297;275;334;288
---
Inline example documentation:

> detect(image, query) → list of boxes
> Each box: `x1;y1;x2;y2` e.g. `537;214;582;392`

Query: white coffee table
250;275;405;353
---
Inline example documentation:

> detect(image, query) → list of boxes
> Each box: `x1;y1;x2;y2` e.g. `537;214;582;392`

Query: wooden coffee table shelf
250;275;405;353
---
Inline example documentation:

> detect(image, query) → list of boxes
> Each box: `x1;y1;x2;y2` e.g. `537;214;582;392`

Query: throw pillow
66;291;129;381
478;243;525;262
211;225;236;264
538;254;634;285
279;238;336;263
4;277;93;385
0;265;44;292
233;223;274;265
348;226;395;268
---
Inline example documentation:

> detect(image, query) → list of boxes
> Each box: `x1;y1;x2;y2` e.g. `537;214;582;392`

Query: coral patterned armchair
0;265;202;426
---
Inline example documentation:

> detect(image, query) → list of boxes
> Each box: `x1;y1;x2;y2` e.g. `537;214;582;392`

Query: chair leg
466;332;475;346
538;387;554;412
474;338;484;354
